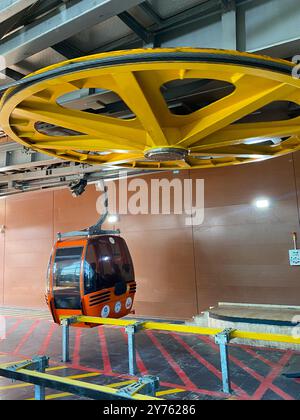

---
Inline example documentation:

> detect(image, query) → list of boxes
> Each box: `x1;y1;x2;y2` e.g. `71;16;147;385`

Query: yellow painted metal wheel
1;48;300;170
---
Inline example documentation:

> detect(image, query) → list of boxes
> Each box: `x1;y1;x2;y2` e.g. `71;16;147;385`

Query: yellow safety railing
60;314;300;395
61;315;300;345
0;358;161;401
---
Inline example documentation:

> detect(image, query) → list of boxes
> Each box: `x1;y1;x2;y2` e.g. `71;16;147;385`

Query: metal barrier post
138;376;160;397
33;356;49;400
215;329;234;395
61;318;71;363
125;322;144;376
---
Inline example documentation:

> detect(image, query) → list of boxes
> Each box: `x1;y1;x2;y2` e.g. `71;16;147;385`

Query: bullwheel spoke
1;48;299;171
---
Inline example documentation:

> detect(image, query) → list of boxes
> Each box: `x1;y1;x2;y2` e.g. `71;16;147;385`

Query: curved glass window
96;237;134;289
53;247;83;309
84;244;98;295
46;253;52;293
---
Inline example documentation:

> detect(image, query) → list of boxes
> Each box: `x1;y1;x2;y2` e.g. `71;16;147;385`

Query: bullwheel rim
1;48;300;170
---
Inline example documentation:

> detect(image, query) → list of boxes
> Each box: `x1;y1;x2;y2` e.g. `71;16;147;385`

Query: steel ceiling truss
0;0;38;24
0;0;145;70
0;148;149;196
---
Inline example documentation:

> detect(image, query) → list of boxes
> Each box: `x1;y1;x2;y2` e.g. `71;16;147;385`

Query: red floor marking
135;350;149;375
98;326;112;374
72;329;82;366
120;329;148;375
38;323;57;355
161;380;228;399
13;320;40;355
201;336;266;380
3;338;230;400
251;351;295;400
71;362;227;399
171;333;250;399
3;319;23;338
219;339;289;355
241;347;277;368
2;345;227;400
146;330;196;389
201;336;295;400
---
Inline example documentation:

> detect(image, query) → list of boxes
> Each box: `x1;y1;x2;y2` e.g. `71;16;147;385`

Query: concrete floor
0;307;300;400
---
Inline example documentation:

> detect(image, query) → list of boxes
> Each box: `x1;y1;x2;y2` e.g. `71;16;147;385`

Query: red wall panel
1;153;300;319
4;191;54;307
191;155;300;310
0;199;5;305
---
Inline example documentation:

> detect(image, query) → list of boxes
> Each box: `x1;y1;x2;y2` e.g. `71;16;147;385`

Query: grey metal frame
0;356;160;400
0;0;145;70
0;0;37;24
215;329;234;394
61;318;234;395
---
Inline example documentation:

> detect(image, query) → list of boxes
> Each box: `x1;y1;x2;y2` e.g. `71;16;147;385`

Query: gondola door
46;240;87;324
81;236;135;319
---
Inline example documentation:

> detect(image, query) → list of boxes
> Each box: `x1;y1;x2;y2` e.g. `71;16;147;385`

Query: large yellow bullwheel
1;48;300;170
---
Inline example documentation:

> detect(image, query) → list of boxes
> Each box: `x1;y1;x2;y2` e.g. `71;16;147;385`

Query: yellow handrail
60;315;300;345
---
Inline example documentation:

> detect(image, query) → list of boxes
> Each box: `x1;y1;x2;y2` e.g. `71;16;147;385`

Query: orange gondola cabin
46;228;136;327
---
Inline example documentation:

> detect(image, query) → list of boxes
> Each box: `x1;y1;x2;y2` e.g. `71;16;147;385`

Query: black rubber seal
0;51;295;103
209;312;297;327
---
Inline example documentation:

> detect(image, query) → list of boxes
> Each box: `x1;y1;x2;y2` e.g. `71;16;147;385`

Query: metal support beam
118;11;152;44
61;318;72;363
0;358;160;400
19;0;63;26
221;1;237;50
155;0;221;36
221;0;236;13
126;322;144;376
0;0;37;24
139;1;163;25
0;9;27;40
52;41;84;60
92;33;143;53
215;329;234;395
0;0;145;70
93;0;222;52
5;67;25;81
33;356;48;400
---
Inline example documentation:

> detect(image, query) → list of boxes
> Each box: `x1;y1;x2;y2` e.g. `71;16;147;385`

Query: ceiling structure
0;0;299;196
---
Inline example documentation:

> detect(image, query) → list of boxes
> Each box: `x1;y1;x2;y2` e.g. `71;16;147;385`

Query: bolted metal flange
144;147;188;162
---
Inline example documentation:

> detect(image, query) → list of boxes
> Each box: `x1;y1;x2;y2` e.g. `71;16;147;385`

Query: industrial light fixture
107;214;119;224
254;198;270;209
